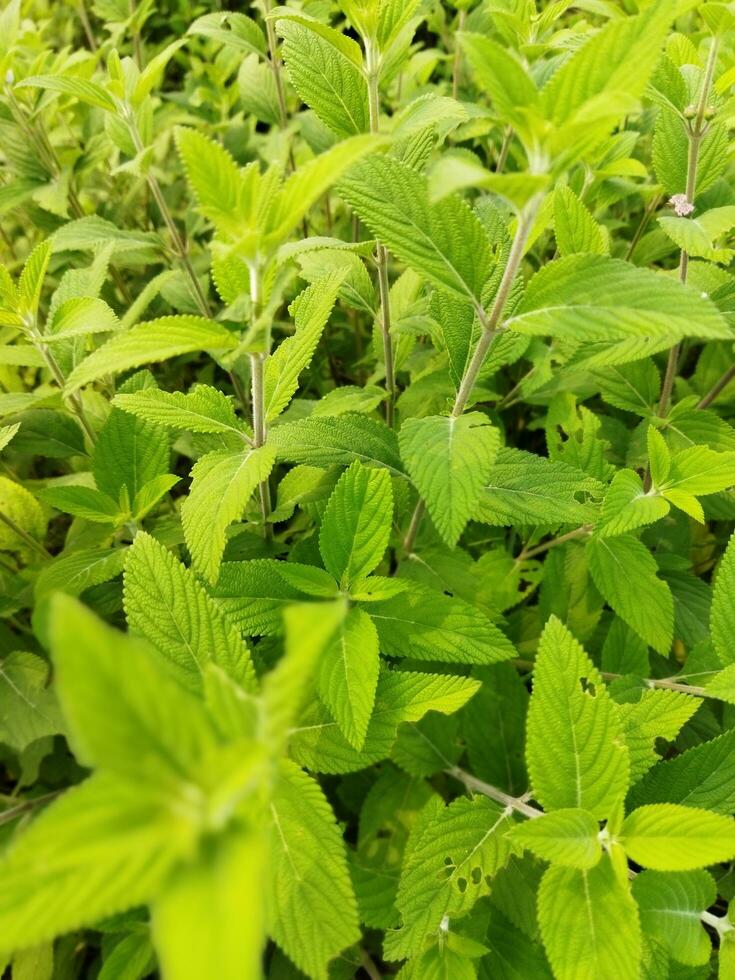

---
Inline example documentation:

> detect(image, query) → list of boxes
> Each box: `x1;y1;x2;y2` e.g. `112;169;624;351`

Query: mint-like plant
1;0;735;977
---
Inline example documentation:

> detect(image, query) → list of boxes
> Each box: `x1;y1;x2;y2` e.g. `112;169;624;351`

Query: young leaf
526;616;630;819
152;827;266;980
49;595;218;783
181;446;276;585
319;461;393;587
114;386;248;437
267;760;360;977
509;809;602;870
621;804;735;870
587;535;674;655
553;186;608;257
399;413;500;547
712;531;735;666
538;857;641;980
317;602;380;747
264;272;344;423
65;317;237;392
124;532;256;692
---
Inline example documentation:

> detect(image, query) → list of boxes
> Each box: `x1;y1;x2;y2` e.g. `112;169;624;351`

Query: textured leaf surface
526;617;630;819
181;446;276;584
400;413;499;547
319;461;393;586
588;534;674;655
267;760;360;979
124;532;255;692
538;857;641;980
621;804;735;871
632;870;715;967
509;809;601;870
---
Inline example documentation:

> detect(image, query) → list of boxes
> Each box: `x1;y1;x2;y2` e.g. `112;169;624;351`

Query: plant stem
0;790;61;826
698;363;735;409
512;658;710;698
656;38;719;425
76;1;97;50
496;126;513;174
451;10;466;100
33;333;97;445
126;112;211;319
360;949;383;980
0;510;51;559
516;524;592;561
446;766;542;820
402;194;543;551
366;47;396;428
250;352;273;537
624;192;661;261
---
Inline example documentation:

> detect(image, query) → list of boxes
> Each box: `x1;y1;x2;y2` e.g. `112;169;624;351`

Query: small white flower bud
669;193;694;217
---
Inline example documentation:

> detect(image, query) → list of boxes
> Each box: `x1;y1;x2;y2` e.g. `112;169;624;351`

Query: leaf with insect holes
526;616;630;819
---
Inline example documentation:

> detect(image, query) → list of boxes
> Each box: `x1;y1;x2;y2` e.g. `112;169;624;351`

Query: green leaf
319;461;393;587
621;804;735;870
632;870;716;967
269;413;403;475
476;448;602;526
187;12;267;57
617;689;698;782
94;402;170;504
629;729;735;815
35;548;127;601
458;33;537;128
554;186;608;257
152;828;266;980
399;413;500;547
339;155;493;308
659;206;735;264
181;446;276;585
174;128;252;236
264;272;344;423
38;485;123;524
17;74;117;112
45;296;118;341
0;476;46;551
278;21;368;138
290;668;480;773
65;317;237;392
114;386;248;437
596;469;669;538
384;795;513;960
526;616;630;819
266;135;383;247
712;531;735;666
538;856;641;980
587;535;674;655
212;559;318;636
661;445;735;497
267;760;360;979
17;239;51;319
508;255;730;342
509;809;602;870
318;606;380;750
367;583;516;665
124;532;255;692
0;772;195;957
0;652;64;752
49;595;218;783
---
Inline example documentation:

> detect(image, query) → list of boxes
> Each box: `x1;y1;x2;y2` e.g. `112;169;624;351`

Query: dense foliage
2;0;735;977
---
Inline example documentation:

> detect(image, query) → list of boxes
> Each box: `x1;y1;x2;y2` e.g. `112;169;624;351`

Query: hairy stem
33;333;97;445
0;510;51;559
451;10;466;100
512;659;710;698
516;524;592;561
126;112;211;318
655;38;719;426
698;363;735;409
402;194;543;551
366;48;396;428
446;766;542;820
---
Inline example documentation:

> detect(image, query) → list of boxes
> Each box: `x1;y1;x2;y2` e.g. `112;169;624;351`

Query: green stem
697;363;735;409
33;333;97;445
126;111;211;318
250;351;272;537
366;48;396;428
446;766;542;820
402;195;543;553
0;510;51;559
516;524;592;561
655;38;719;427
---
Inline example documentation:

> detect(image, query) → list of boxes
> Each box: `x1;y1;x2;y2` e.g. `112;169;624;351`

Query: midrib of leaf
0;664;54;725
